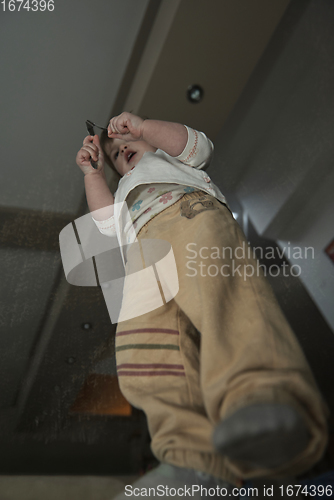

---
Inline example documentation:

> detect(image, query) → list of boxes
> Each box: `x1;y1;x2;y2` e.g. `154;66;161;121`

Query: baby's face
105;138;156;177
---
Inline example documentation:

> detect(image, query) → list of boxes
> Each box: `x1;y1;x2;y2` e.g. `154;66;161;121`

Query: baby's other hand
76;135;105;176
108;112;144;142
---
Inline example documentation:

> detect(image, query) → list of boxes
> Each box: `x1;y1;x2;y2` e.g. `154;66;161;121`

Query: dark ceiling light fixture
187;84;204;103
66;357;76;365
81;322;92;331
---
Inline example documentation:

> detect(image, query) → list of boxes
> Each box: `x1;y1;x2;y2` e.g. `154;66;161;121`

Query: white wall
277;168;334;331
0;0;150;214
211;0;334;332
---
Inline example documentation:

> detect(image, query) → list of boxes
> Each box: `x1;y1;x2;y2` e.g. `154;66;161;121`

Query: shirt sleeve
174;125;214;169
92;213;116;237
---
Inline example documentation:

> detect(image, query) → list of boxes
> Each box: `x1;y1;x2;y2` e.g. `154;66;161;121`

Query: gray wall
212;0;334;331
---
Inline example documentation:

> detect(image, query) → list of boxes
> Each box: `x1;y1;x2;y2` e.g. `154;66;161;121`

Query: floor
0;475;139;500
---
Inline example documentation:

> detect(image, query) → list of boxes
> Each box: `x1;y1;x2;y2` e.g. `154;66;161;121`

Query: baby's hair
99;129;121;178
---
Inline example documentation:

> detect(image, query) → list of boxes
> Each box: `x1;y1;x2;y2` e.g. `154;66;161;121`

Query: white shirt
92;127;227;261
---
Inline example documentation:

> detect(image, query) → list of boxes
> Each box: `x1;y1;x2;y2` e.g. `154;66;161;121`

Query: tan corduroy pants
115;191;329;485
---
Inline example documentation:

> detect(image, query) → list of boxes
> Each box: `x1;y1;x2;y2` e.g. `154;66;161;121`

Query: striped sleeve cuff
175;125;213;169
92;214;116;237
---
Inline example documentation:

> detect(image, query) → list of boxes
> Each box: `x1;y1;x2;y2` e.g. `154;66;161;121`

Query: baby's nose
121;145;127;153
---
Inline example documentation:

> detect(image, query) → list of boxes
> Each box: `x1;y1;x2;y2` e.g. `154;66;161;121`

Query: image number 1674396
1;0;55;11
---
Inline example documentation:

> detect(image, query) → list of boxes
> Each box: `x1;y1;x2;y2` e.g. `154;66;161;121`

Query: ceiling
1;0;333;476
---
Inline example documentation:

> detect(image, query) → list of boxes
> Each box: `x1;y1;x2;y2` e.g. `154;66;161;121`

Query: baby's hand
108;112;144;142
76;135;105;176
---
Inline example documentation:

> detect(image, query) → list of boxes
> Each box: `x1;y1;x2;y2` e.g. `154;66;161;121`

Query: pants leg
115;270;237;483
116;192;329;481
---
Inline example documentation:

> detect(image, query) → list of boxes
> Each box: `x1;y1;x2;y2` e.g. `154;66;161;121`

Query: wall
211;0;334;331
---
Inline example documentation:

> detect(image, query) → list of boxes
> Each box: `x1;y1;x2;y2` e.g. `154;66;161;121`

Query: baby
76;112;328;496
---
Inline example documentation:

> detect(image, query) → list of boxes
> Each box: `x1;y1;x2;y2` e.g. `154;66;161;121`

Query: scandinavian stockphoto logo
59;203;179;324
185;242;314;280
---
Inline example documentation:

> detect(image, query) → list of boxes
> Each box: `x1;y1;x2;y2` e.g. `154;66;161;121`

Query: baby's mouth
126;151;136;163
